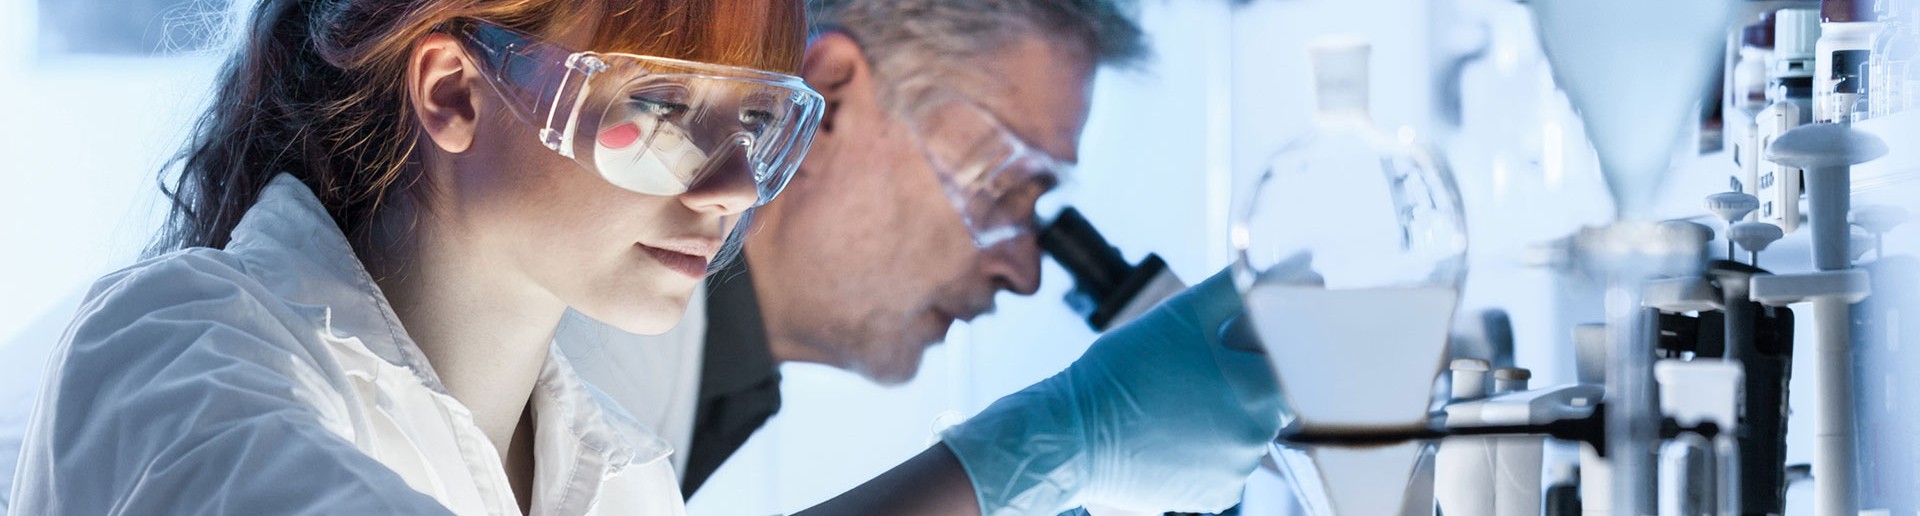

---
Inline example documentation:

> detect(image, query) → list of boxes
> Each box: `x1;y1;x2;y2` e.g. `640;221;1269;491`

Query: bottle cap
1775;8;1823;70
1745;12;1777;49
1823;0;1878;22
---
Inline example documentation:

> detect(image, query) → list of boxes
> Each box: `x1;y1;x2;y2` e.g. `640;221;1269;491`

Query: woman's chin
573;296;688;336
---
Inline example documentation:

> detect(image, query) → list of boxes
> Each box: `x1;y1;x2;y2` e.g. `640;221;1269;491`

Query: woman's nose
679;143;759;216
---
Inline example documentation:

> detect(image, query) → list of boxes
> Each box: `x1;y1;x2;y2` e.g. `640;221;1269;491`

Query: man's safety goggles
451;20;824;206
909;96;1071;249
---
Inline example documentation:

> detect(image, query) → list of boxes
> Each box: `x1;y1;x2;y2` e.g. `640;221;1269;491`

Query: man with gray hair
558;0;1284;513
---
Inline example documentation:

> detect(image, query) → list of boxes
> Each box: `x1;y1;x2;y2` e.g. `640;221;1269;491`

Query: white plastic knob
1850;232;1875;262
1661;220;1715;244
1705;191;1761;224
1729;221;1786;254
1851;204;1910;236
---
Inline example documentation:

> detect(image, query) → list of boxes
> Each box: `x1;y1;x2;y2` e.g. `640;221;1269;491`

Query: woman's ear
408;33;478;153
801;31;870;135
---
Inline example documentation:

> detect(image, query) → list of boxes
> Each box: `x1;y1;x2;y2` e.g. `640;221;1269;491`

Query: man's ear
801;31;871;135
408;33;478;153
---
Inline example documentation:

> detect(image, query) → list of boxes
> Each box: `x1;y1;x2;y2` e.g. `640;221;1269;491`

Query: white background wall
0;0;233;505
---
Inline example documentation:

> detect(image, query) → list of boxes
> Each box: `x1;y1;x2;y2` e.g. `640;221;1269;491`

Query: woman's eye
631;97;690;118
739;109;777;132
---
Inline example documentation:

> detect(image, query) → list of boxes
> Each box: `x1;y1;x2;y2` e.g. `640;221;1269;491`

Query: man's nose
983;232;1043;296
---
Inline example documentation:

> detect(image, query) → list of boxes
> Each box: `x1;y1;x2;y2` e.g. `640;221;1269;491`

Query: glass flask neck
1314;107;1374;128
1309;36;1375;129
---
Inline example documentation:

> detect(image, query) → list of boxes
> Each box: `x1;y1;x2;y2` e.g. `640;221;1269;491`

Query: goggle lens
456;21;823;207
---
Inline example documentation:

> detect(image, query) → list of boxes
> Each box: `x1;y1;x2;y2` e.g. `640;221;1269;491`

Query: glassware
1233;35;1468;516
1527;1;1733;512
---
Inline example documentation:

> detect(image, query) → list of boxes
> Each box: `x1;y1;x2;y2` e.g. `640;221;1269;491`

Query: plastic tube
1813;297;1858;516
1659;433;1715;516
1437;360;1495;516
1493;368;1543;516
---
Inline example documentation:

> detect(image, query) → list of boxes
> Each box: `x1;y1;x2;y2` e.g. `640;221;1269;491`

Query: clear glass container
1870;0;1916;118
1231;36;1468;516
1233;36;1469;431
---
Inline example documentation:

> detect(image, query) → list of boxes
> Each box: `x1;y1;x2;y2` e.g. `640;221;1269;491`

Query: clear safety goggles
451;20;824;206
908;96;1071;249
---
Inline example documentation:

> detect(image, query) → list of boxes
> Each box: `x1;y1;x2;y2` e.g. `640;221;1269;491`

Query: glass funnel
1232;36;1468;516
1528;0;1734;220
1526;1;1733;513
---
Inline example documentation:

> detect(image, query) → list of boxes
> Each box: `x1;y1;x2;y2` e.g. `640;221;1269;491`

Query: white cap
1450;358;1492;400
1450;358;1491;371
1308;35;1371;118
1774;9;1822;70
1493;367;1532;393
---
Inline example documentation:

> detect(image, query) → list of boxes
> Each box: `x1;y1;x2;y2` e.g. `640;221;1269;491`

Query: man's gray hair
809;0;1149;116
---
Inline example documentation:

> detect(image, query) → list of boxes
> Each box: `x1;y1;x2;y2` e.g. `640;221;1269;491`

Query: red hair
153;0;806;254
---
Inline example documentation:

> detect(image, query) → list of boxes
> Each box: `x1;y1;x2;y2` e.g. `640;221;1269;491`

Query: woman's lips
639;244;711;278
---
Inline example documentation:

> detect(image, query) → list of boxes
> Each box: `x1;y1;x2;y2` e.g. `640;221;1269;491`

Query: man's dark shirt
680;263;782;497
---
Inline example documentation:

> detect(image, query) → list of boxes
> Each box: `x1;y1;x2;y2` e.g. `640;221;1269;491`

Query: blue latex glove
941;268;1285;515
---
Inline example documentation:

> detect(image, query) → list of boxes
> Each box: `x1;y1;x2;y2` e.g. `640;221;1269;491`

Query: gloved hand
941;268;1286;515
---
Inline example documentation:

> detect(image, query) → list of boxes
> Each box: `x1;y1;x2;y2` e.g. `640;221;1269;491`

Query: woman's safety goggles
908;97;1071;249
451;21;824;206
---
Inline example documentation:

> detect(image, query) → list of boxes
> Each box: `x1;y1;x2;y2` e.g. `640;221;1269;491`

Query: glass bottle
1232;36;1468;516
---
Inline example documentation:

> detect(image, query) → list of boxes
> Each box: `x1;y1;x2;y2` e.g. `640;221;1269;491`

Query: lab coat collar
225;174;671;512
225;174;442;392
531;348;674;512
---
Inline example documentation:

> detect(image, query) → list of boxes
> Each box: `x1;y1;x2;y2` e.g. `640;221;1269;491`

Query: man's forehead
969;37;1097;164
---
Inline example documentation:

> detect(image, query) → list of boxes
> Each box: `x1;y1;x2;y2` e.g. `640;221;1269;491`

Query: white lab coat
7;174;685;516
554;295;707;481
